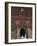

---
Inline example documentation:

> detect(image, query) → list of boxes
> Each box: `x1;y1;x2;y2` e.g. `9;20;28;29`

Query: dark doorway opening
20;28;26;37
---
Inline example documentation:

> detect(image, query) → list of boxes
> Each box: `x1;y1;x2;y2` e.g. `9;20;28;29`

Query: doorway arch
20;28;26;37
16;21;28;39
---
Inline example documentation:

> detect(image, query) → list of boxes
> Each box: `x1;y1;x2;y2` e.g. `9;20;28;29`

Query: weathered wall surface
11;7;32;39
